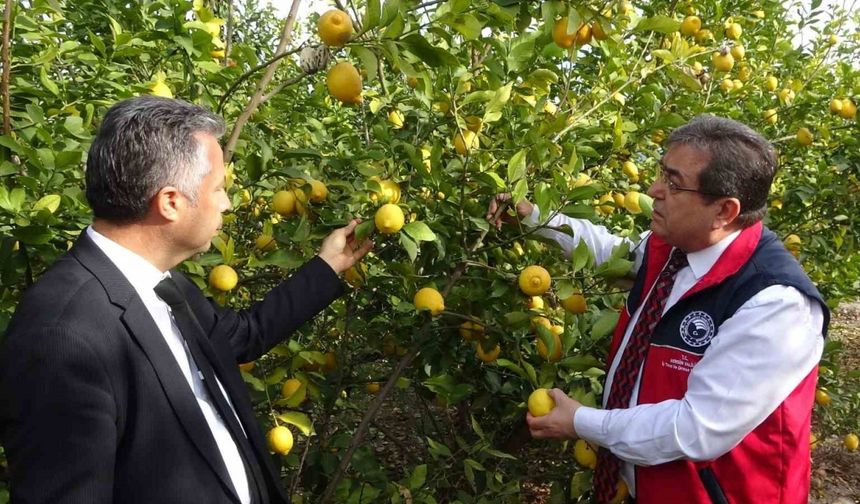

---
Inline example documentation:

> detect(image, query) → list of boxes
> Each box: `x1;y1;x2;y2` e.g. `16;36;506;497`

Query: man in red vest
489;116;828;503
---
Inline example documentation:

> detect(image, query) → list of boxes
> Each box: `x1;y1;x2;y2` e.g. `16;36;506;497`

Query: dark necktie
593;248;688;503
154;276;265;504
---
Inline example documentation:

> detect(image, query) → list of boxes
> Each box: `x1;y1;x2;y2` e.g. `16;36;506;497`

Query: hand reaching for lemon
486;193;535;230
318;219;373;274
526;388;582;440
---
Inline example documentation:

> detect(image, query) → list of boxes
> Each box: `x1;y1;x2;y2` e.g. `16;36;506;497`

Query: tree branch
2;0;13;136
223;0;302;163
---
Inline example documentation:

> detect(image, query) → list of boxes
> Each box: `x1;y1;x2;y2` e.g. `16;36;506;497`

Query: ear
712;197;741;230
152;186;185;222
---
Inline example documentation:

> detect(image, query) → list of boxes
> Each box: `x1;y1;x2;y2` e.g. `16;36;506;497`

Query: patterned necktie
155;276;265;504
593;248;688;503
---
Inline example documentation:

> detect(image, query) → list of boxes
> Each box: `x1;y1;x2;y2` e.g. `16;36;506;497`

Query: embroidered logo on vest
679;311;716;347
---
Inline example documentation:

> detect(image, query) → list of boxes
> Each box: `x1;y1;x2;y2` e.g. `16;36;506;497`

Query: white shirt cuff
574;406;608;444
522;204;542;227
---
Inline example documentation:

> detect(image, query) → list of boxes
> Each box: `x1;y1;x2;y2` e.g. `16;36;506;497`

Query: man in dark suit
0;96;372;503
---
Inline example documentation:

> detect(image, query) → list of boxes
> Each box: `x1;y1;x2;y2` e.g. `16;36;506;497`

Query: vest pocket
697;467;729;504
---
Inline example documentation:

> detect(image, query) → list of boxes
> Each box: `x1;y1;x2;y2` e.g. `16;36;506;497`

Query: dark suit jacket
0;232;344;503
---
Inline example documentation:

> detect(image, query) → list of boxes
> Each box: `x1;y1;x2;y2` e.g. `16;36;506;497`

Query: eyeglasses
656;160;727;197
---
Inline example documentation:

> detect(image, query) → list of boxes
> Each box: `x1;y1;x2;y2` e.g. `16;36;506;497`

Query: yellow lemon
518;265;551;296
612;192;626;208
725;22;742;40
680;15;701;36
527;388;555;417
536;331;563;362
414;287;444;316
530;316;552;332
561;293;587;314
272;190;296;216
209;265;239;292
308;179;328;203
829;98;844;114
365;382;381;394
317;9;353;47
388;109;404;129
552;17;577;48
738;64;752;82
525;296;545;311
344;263;367;288
459;320;485;341
624;191;642;214
476;342;501;363
149;76;173;98
326;61;362;105
839;98;857;119
730;44;745;60
694;28;713;42
255;234;277;252
574;23;592;46
281;378;303;401
712;51;734;72
622;160;639;182
783;234;801;252
267;426;294;455
591;21;608;41
453;129;478;155
720;79;734;93
573;439;597;469
596;193;615;215
796;128;813;146
238;361;255;372
464;115;483;133
762;108;778;125
369;178;401;204
765;75;779;92
374;203;405;234
844;433;859;451
778;88;795;105
815;389;831;406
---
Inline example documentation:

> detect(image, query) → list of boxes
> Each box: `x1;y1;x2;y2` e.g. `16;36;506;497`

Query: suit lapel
70;232;242;503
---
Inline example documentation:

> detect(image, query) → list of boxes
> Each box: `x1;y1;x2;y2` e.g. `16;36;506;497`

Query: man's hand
526;388;582;440
485;193;535;230
318;219;373;274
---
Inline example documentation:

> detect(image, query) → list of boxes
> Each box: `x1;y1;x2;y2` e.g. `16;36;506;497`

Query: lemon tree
1;0;859;502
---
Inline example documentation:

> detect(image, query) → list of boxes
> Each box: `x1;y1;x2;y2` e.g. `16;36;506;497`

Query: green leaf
258;249;303;270
276;412;314;436
400;233;418;261
635;16;682;33
351;46;378;83
591;310;620;340
364;0;381;30
506;148;527;183
13;225;53;245
485;83;513;116
401;34;457;67
382;13;405;39
39;67;60;96
511;179;528;207
408;464;427;490
559;354;604;372
475;172;505;191
354;219;375;241
651;49;675;62
380;0;401;26
495;358;528;379
571;239;591;274
427;437;452;458
403;221;436;242
452;14;482;40
595;256;634;279
32;194;61;213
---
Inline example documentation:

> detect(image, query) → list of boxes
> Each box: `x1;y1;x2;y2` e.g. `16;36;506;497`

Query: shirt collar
685;229;742;279
86;226;170;296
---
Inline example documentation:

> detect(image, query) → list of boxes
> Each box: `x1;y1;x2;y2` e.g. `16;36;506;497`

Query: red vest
605;223;828;504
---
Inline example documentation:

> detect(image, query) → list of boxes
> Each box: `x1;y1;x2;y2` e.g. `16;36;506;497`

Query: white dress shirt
87;227;252;504
524;207;824;496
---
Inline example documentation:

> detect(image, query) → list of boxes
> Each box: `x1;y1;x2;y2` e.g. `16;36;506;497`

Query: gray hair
85;95;226;222
667;115;778;228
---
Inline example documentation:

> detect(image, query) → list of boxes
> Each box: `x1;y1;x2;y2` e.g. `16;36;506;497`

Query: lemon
344;263;367;288
844;433;859;451
414;287;444;316
765;75;779;92
778;88;795;105
622;161;639;182
694;29;713;42
624;191;642;214
762;108;778;125
365;382;380;394
839;98;857;119
573;439;597;469
464;115;483;133
255;234;277;252
267;426;294;455
459;320;485;341
317;9;353;47
281;378;303;401
272;190;296;216
525;296;545;311
308;179;328;203
476;342;501;363
730;44;745;60
374;203;405;234
149;75;173;99
612;192;626;208
369;178;401;204
680;16;701;37
323;351;338;372
720;79;734;93
561;293;587;314
591;21;608;40
210;49;225;59
536;331;563;362
783;234;801;252
453;129;478;155
527;388;555;417
738;64;752;82
725;22;742;40
796;128;813;146
829;98;844;114
531;316;552;332
552;17;576;48
572;172;592;188
573;23;592;46
238;361;255;372
712;51;734;72
326;61;362;105
518;265;551;296
596;193;615;215
814;389;831;406
209;265;239;292
406;76;419;88
388;109;404;129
